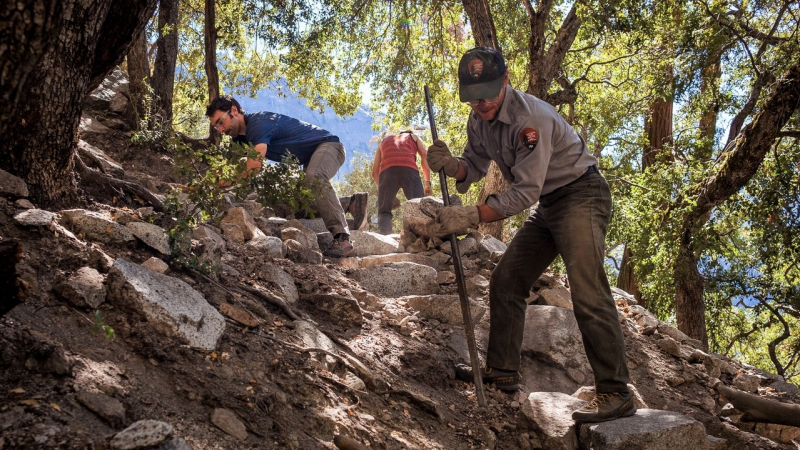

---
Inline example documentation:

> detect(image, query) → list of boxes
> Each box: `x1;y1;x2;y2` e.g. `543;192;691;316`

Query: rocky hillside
0;73;798;450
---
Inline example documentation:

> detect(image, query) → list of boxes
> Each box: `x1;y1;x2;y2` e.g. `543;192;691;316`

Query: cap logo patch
468;59;484;79
520;128;538;150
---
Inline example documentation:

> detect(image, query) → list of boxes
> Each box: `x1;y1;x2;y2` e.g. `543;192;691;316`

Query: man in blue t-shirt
206;95;355;257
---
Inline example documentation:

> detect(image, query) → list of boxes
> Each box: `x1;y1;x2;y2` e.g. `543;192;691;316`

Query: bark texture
616;247;643;307
151;0;180;124
205;0;220;141
461;0;499;49
0;0;61;135
127;27;151;125
0;0;157;208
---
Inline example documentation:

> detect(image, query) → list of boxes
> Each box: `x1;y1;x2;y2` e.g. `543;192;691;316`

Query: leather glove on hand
427;139;461;177
434;205;480;236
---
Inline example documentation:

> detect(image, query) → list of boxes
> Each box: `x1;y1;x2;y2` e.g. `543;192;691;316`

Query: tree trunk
642;96;674;168
127;27;151;126
151;0;180;125
698;50;723;160
461;0;499;49
643;65;674;169
673;61;800;345
616;247;644;308
618;65;674;305
675;234;707;346
0;0;157;207
204;0;220;141
0;0;61;135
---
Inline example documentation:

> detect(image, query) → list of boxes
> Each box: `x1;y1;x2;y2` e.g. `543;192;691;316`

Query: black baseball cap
458;47;507;102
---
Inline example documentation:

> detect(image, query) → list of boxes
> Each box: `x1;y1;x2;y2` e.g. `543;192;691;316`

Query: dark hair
205;95;244;117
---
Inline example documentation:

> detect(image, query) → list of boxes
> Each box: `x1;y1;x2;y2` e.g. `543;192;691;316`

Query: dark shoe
571;392;636;423
323;237;355;258
454;364;520;392
350;192;368;231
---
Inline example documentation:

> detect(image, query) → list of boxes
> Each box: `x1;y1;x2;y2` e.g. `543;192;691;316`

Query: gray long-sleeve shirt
456;86;597;217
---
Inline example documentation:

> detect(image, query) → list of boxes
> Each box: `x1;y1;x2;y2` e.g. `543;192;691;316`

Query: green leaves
91;311;116;340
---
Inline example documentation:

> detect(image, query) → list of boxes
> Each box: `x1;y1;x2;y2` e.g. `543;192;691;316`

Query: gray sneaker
571;392;636;423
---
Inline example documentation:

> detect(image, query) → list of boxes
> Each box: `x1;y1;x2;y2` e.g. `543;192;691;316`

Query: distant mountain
235;84;381;178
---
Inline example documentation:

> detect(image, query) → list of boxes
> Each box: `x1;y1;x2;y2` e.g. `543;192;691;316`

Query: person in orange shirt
372;130;432;234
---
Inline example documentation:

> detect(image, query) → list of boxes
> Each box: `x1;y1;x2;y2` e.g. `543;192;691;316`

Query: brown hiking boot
454;364;520;392
323;236;355;258
571;392;636;423
350;192;368;231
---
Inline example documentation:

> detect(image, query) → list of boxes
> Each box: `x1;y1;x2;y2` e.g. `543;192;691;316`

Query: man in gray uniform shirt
428;47;634;423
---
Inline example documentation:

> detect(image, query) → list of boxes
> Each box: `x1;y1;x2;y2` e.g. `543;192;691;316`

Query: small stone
219;303;260;328
210;408;248;440
110;420;173;450
77;391;125;428
141;257;169;274
15;199;35;209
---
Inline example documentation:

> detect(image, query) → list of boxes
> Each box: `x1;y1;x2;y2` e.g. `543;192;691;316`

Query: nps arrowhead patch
520;128;538;150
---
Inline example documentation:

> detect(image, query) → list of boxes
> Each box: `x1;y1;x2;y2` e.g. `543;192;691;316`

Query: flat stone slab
579;409;707;450
14;209;59;227
126;222;170;255
350;262;438;297
59;209;134;244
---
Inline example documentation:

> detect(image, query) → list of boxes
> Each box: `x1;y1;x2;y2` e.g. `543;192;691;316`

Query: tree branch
686;61;800;225
777;131;800;139
717;384;800;427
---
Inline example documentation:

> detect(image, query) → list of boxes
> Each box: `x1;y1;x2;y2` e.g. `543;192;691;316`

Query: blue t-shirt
236;111;339;166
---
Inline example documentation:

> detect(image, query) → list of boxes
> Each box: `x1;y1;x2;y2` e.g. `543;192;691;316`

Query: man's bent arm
414;135;432;183
245;143;268;176
372;146;382;184
477;203;505;223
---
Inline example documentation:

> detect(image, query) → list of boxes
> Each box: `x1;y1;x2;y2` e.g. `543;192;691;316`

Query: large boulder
521;305;593;385
107;259;225;350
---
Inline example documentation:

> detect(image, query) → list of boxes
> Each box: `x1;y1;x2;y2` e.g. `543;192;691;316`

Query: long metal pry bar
424;85;486;407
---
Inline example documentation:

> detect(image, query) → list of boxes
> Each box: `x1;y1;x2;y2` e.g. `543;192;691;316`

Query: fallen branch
75;154;164;211
717;384;800;427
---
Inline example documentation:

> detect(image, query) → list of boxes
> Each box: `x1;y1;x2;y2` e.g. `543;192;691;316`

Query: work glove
427;140;461;177
424;182;433;197
433;205;480;236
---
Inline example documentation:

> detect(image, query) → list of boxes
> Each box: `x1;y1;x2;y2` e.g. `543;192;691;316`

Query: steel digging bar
424;85;486;407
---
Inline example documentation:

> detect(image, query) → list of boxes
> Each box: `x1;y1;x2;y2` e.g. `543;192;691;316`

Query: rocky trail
0;71;798;450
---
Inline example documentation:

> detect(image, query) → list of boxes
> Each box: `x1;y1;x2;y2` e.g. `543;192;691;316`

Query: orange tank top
379;133;419;173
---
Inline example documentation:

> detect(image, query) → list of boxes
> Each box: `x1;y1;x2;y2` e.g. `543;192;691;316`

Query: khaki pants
305;142;348;236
